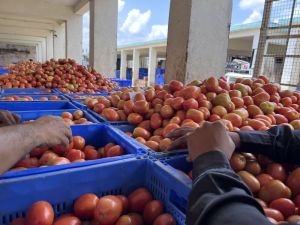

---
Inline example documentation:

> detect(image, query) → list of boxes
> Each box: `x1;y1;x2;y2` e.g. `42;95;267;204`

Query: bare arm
0;116;71;174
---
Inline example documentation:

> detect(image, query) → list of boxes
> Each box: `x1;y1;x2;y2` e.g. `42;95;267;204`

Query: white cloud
148;25;168;40
120;9;151;34
242;10;262;24
118;0;125;13
239;0;265;10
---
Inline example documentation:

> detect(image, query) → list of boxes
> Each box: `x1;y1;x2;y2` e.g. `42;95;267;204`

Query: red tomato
53;216;81;225
30;147;48;158
26;201;54;225
287;168;300;196
266;163;287;182
269;198;296;218
153;214;176;225
39;151;58;166
256;173;273;187
74;193;98;219
15;158;39;168
143;200;164;225
117;195;129;214
66;149;85;162
264;208;284;222
128;188;153;213
72;136;85;150
94;195;123;225
106;145;125;157
84;148;100;160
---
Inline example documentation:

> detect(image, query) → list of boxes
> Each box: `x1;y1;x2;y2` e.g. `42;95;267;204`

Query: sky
82;0;266;51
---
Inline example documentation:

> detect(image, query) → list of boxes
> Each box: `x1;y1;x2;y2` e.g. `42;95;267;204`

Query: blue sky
83;0;265;50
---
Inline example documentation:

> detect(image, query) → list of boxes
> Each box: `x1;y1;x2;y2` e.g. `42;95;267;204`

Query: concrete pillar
148;47;157;86
251;32;260;72
120;50;127;80
90;0;118;77
46;32;54;60
132;49;140;85
66;14;83;63
54;22;66;59
165;0;232;83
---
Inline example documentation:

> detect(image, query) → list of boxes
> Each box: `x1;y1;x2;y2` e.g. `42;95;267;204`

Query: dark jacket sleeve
237;125;300;163
187;151;274;225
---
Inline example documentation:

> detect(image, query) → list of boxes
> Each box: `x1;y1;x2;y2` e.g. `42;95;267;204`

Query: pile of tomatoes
83;76;300;152
0;95;62;101
11;188;175;225
184;153;300;224
10;136;125;172
0;59;119;93
60;110;93;126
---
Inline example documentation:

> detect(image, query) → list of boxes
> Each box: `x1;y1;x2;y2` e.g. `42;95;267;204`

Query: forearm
237;126;300;163
187;151;266;225
0;124;39;174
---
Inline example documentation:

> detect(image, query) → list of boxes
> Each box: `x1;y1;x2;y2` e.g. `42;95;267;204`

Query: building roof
118;21;262;49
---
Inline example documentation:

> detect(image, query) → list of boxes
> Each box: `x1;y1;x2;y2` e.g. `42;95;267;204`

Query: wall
0;42;36;66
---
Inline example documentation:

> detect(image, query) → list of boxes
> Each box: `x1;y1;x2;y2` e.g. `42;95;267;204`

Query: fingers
166;127;195;139
60;135;70;148
166;135;188;151
2;112;17;125
12;113;21;124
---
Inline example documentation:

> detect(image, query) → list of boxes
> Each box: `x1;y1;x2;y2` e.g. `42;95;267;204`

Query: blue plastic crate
0;158;189;225
111;79;132;87
160;154;192;187
12;109;99;124
1;88;54;94
65;93;109;101
0;94;68;101
115;124;188;158
0;124;145;180
0;101;78;111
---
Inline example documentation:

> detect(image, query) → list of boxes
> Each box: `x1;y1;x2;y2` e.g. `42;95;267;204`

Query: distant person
0;110;71;174
168;122;300;225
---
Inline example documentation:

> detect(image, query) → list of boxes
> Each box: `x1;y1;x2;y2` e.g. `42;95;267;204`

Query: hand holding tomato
0;110;21;127
32;116;72;148
187;121;235;161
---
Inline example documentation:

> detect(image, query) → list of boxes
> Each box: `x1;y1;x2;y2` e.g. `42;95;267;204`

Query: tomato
229;153;246;172
256;173;273;187
30;146;48;158
94;195;123;225
133;100;149;115
159;138;172;151
153;214;176;225
106;145;125;157
269;198;296;218
287;215;300;223
72;136;85;150
264;208;284;222
15;158;39;168
39;151;58;166
162;123;180;138
143;200;164;225
128;113;143;125
66;149;85;162
133;127;151;140
53;216;81;225
103;108;120;121
52;144;68;156
10;218;26;225
128;188;153;213
287;168;300;196
145;141;160;151
74;193;98;219
160;105;174;119
259;180;291;203
26;201;54;225
61;112;73;120
293;195;300;207
244;161;261;176
117;195;129;214
171;97;184;110
84;148;100;160
47;157;70;166
266;163;287;182
237;171;260;193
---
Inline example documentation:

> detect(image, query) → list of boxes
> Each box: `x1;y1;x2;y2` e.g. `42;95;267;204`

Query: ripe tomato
229;153;246;172
84;148;100;160
106;145;125;157
153;214;176;225
66;149;85;162
72;136;85;150
128;113;143;125
26;201;54;225
143;200;164;225
266;163;287;182
74;193;98;219
94;195;123;224
264;208;284;222
287;168;300;196
53;216;81;225
269;198;296;218
128;188;153;213
256;173;273;187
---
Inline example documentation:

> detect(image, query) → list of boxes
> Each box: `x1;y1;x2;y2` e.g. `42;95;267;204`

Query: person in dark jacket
167;121;300;225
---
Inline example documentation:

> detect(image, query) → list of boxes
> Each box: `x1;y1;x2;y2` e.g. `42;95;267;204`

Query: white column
251;32;260;72
66;15;83;63
120;50;127;80
132;49;140;86
166;0;232;83
54;22;66;59
46;32;54;60
90;0;118;77
148;47;157;86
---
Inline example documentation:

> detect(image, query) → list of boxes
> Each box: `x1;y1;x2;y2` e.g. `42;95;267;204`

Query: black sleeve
187;151;274;225
237;125;300;163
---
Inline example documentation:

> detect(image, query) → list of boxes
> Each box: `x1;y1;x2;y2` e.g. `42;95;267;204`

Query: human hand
187;121;236;161
31;116;72;148
0;110;21;127
166;127;196;151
